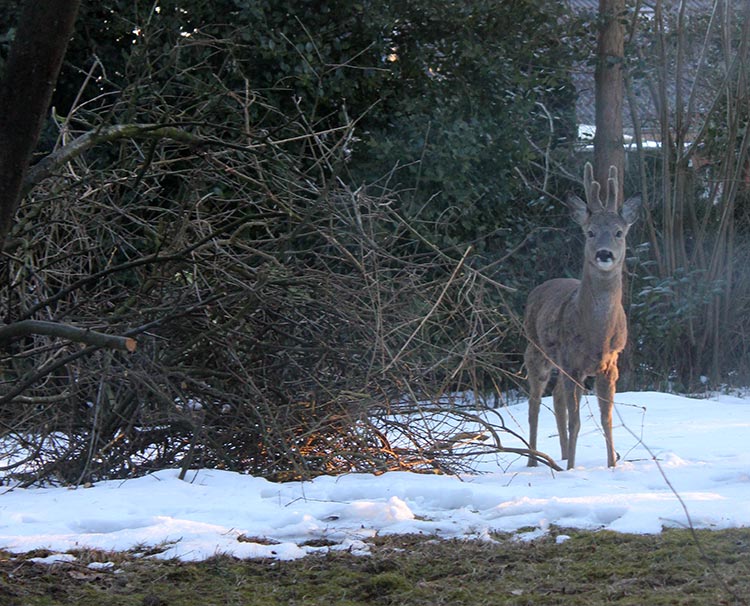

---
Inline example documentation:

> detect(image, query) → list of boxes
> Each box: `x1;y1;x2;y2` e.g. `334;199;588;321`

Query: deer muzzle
595;249;616;269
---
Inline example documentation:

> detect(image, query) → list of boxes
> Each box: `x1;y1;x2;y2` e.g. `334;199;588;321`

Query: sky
1;390;750;563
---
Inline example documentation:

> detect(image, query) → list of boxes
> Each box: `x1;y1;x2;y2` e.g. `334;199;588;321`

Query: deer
524;162;641;470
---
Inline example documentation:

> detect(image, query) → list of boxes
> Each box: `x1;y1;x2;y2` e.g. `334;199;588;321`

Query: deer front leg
558;375;582;470
552;376;569;461
595;364;618;468
527;384;542;467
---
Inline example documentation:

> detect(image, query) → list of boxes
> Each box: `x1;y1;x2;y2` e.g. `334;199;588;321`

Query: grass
1;528;749;605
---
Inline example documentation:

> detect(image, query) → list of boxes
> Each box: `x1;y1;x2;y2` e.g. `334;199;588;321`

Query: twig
383;245;473;372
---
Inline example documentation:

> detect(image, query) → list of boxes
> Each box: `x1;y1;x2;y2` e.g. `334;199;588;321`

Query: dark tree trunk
595;0;630;384
594;0;625;200
0;0;81;250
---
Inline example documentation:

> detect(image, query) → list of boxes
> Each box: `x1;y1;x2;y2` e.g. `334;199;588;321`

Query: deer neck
577;264;624;340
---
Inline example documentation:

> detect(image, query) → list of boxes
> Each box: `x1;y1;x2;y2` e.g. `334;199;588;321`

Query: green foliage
349;0;580;250
630;265;725;390
53;0;580;249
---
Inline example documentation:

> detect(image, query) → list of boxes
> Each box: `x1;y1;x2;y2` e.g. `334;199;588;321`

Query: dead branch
0;320;135;352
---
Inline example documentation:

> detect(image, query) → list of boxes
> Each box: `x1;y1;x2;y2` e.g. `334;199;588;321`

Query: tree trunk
595;0;630;384
594;0;626;197
0;0;81;251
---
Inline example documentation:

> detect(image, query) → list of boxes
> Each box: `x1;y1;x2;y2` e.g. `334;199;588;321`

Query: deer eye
615;230;624;238
587;230;595;238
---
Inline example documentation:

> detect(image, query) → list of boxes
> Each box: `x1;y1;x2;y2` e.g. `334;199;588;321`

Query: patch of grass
0;528;748;605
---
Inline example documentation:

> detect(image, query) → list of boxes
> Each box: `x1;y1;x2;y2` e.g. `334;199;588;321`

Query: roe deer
524;163;641;469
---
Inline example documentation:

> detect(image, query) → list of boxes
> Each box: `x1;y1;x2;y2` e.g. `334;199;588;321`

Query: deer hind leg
595;363;619;468
525;344;551;467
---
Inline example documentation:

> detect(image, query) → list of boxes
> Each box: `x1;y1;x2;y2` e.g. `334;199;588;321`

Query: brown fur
524;164;641;469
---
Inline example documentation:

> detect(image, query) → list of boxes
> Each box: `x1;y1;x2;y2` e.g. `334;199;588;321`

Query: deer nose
595;249;615;263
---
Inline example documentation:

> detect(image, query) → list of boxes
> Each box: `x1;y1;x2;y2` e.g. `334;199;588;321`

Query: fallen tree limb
0;320;136;352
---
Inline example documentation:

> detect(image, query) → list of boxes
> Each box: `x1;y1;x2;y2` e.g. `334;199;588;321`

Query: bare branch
0;320;136;352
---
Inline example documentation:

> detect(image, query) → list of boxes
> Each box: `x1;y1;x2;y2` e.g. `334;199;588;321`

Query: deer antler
606;165;619;212
583;162;604;212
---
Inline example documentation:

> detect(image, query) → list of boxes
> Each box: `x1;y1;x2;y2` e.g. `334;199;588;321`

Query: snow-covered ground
1;391;749;562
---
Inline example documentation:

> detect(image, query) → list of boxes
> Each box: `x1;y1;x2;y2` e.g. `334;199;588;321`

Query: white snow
1;391;749;562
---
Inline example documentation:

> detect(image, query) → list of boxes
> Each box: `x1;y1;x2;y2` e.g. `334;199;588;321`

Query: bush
0;23;534;483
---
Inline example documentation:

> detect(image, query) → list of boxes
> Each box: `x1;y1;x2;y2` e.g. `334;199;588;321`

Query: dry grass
1;528;749;605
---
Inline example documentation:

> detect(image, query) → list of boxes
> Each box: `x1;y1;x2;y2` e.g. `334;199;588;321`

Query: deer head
566;163;641;274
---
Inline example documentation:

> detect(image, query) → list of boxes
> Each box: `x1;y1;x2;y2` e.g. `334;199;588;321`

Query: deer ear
621;194;642;225
565;194;590;226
